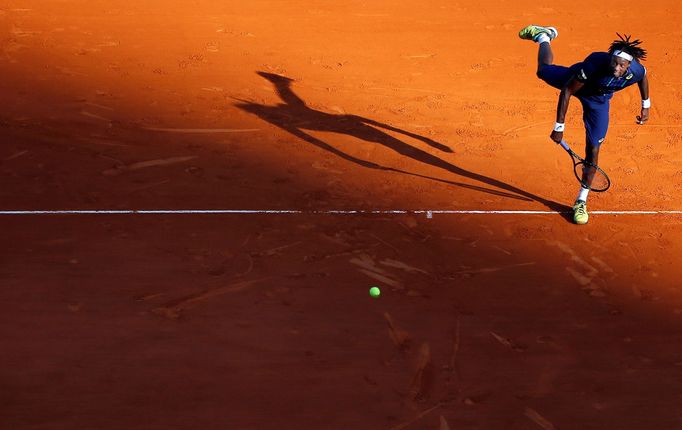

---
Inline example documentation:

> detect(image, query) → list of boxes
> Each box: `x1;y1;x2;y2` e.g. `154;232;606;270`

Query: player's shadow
235;71;570;217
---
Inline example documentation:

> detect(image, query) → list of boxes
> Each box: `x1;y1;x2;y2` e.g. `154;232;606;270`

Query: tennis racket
557;140;611;192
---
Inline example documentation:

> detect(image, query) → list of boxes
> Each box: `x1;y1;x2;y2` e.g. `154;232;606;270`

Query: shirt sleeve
630;61;647;81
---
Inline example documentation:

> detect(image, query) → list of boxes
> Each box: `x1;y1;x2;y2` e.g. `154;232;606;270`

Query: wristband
553;122;565;132
642;98;651;109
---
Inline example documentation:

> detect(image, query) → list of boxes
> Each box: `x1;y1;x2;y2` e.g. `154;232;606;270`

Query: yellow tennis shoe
518;25;558;42
573;200;589;225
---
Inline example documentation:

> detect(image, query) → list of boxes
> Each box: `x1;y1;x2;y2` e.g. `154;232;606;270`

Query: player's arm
550;77;585;143
637;74;650;124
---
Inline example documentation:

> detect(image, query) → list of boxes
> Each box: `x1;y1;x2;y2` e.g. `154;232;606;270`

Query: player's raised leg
518;25;559;74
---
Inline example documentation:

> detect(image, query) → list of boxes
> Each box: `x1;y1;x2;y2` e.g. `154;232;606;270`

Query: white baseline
1;210;682;217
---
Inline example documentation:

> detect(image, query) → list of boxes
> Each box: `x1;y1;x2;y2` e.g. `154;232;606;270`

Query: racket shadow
235;71;571;219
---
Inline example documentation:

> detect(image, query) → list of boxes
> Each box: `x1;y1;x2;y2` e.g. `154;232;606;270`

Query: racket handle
558;140;570;151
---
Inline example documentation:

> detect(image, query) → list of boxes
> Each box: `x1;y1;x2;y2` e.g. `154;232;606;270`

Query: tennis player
519;25;650;224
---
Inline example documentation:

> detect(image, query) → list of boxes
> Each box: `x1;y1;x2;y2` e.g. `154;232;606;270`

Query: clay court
2;1;682;429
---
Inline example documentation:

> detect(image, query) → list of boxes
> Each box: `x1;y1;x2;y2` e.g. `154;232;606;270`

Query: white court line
1;210;682;216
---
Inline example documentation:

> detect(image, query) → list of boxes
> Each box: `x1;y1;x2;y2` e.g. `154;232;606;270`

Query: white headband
613;50;634;62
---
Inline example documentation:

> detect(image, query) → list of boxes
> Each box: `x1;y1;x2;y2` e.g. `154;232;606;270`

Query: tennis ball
369;286;381;298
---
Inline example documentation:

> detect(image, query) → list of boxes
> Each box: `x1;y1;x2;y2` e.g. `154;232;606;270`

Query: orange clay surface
2;2;682;429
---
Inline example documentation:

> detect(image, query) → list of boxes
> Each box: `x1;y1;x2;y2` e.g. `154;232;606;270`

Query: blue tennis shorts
537;64;610;147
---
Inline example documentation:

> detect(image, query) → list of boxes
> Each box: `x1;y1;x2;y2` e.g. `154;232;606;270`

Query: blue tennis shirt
573;52;646;100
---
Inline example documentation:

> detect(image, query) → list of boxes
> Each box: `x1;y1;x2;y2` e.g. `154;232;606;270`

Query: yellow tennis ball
369;286;381;298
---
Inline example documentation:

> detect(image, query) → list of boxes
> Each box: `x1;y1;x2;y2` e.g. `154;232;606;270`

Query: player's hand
637;107;649;125
550;130;563;143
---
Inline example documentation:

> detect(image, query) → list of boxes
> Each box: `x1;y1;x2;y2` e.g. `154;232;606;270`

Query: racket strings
576;163;609;191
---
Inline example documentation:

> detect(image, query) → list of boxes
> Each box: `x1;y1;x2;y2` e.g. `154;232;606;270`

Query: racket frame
558;140;611;192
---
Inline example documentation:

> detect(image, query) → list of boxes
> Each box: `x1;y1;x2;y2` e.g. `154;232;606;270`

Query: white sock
536;34;550;44
577;186;590;202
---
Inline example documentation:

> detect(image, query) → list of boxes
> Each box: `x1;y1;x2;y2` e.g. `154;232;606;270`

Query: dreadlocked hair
609;33;647;61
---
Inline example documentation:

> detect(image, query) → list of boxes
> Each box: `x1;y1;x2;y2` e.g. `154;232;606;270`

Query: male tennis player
519;25;650;224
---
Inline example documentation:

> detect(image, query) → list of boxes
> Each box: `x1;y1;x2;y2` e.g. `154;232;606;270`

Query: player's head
608;33;646;77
